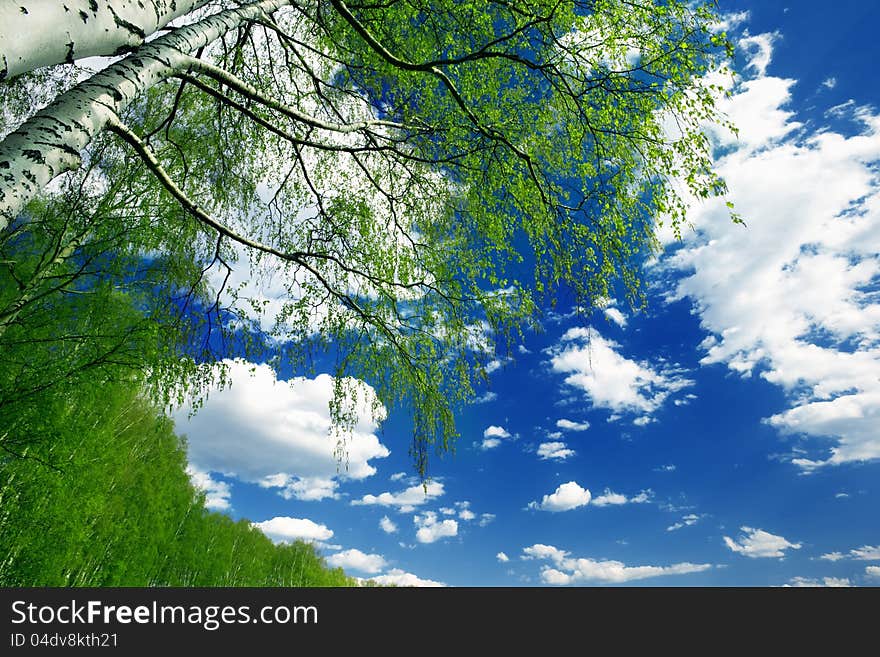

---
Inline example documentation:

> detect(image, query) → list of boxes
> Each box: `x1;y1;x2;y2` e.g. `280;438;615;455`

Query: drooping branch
179;55;411;134
0;0;292;231
105;113;453;302
328;0;555;205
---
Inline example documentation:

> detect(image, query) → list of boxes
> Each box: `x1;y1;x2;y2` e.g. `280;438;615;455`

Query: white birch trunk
0;0;214;80
0;0;290;230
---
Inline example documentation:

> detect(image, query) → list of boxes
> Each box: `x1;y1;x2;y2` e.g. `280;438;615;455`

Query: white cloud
522;544;711;584
655;464;677;472
522;544;570;562
660;32;880;470
822;77;837;90
590;489;628;507
723;527;802;558
604;307;628;328
459;509;476;521
186;466;232;510
252;516;333;544
713;10;750;33
592;488;652;506
819;545;880;562
352;481;445;511
537;442;576;461
479;425;513;450
738;32;778;77
260;475;339;502
529;483;650;511
478;513;496;527
497;552;510;563
472;391;498;404
785;576;851;588
529;481;591;512
379;516;398;534
414;512;458;544
549;328;694;420
389;472;407;482
173;360;389;500
866;566;880;578
667;514;703;532
556;418;590;432
325;549;387;574
367;569;445;587
851;545;880;561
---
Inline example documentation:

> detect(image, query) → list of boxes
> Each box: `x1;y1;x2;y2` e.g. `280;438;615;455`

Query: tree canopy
0;0;733;475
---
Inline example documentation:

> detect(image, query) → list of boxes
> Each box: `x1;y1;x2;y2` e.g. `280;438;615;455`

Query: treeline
0;368;354;587
0;191;354;587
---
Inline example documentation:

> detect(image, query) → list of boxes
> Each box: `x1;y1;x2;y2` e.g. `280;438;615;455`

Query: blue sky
174;1;880;587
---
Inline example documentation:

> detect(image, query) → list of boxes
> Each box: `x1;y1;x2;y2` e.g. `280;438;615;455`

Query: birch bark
0;0;290;230
0;0;213;80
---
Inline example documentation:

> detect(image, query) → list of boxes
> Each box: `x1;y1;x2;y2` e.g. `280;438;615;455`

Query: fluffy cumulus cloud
455;501;476;521
537;442;576;461
529;482;651;512
325;549;387;574
866;566;880;579
173;360;389;501
556;418;590;432
659;30;880;470
186;466;232;511
413;512;459;544
496;552;510;563
479;425;512;450
549;328;694;421
379;516;398;534
723;527;802;559
529;481;592;512
366;569;445;587
352;481;445;512
522;544;711;585
252;516;333;544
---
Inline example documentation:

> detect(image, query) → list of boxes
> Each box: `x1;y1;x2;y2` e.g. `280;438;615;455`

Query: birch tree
0;0;733;473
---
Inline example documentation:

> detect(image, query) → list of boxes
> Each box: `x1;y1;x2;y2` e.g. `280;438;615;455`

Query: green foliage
0;0;735;479
0;213;352;586
0;374;354;587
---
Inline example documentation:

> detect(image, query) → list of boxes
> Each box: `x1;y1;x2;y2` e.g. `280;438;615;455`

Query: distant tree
0;364;354;586
0;1;733;473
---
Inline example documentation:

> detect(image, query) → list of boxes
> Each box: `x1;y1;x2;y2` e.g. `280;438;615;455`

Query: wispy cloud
522;544;711;584
352;481;445;512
